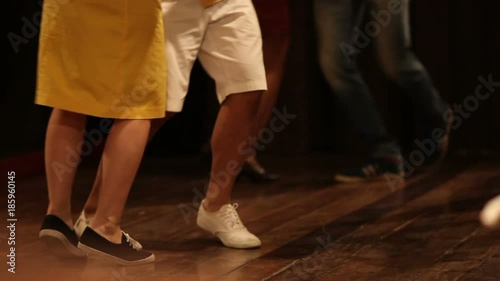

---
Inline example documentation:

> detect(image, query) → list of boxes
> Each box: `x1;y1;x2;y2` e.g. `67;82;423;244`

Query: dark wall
447;0;500;151
2;0;498;160
3;0;50;158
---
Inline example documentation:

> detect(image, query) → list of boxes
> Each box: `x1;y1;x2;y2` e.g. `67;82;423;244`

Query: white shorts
161;0;268;112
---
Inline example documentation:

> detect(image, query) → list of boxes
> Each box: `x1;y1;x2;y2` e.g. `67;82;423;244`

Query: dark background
2;0;499;163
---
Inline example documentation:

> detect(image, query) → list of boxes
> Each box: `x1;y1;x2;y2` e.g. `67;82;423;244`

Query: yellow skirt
36;0;167;119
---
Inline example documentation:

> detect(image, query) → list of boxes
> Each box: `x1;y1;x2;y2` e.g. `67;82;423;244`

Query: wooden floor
2;153;500;281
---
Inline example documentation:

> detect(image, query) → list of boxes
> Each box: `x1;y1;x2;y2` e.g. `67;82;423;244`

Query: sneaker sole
39;229;87;258
334;173;405;184
197;218;261;249
77;242;155;266
218;239;262;249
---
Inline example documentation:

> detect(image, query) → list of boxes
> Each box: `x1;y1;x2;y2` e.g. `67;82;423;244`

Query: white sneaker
74;211;143;250
197;200;261;249
480;195;500;229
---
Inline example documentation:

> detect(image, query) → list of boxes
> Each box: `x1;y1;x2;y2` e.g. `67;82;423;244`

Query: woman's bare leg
88;119;151;243
45;109;87;228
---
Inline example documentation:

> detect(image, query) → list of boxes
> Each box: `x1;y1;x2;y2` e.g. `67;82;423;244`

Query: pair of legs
314;0;449;159
38;0;167;263
45;109;150;243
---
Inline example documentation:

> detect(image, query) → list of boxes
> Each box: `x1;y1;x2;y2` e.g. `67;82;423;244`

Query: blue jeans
314;0;448;158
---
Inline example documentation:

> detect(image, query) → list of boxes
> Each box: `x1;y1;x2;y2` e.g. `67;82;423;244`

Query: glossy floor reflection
2;153;500;281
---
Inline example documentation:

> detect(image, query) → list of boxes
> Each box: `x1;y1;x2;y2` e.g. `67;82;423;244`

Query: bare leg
45;109;87;228
82;113;175;217
203;91;262;211
89;119;151;243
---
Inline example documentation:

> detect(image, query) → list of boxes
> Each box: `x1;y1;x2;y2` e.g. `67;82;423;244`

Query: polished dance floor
2;153;500;281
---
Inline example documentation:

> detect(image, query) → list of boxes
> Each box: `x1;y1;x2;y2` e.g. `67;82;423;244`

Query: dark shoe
39;215;87;258
78;227;154;266
422;107;453;167
239;162;279;183
334;157;405;183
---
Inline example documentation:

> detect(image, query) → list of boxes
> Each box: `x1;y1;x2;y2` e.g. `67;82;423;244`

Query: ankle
203;199;229;212
89;217;122;243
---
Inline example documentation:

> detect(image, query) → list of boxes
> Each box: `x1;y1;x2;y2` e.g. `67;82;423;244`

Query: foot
197;200;261;249
422;107;453;167
480;195;500;229
39;214;87;258
238;161;279;183
334;156;404;183
78;227;154;266
74;211;143;250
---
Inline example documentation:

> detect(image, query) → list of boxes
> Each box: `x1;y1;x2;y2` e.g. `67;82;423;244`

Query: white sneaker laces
220;203;245;230
123;232;141;250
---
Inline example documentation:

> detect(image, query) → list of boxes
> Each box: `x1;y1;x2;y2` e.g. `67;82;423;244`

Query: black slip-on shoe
39;214;87;258
78;227;154;266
